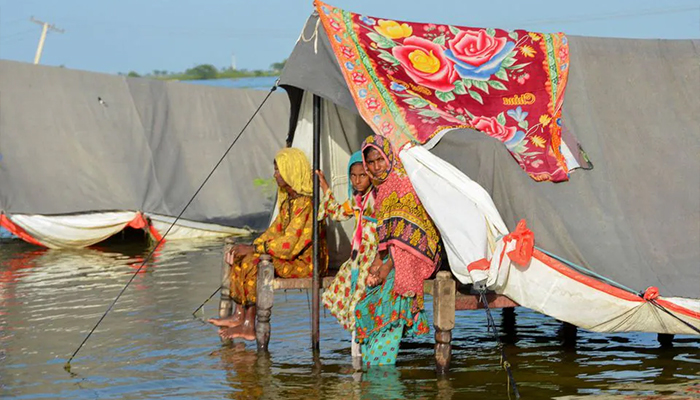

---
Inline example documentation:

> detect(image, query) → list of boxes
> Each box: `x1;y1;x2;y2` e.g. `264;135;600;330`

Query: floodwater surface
0;237;698;399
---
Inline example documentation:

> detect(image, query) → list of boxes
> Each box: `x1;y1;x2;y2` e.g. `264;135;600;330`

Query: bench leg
256;255;274;352
218;238;236;319
433;271;456;375
658;333;674;348
501;307;517;344
218;239;236;345
559;321;578;347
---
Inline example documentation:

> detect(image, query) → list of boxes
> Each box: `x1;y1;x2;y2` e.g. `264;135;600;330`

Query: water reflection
361;366;406;400
216;343;267;399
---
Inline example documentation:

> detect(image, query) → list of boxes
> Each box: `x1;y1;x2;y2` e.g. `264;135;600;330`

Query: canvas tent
278;3;700;334
0;60;288;248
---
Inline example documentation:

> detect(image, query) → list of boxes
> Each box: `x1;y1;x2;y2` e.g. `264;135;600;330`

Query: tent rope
649;300;700;335
191;287;221;316
64;82;280;372
479;289;520;400
534;246;700;334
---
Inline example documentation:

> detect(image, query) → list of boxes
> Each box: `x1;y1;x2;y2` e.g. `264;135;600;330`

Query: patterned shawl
361;135;441;272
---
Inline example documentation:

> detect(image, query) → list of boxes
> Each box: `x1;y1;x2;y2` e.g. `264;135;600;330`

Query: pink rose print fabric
317;1;572;182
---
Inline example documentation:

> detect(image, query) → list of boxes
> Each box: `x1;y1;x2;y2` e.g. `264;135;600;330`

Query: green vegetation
119;59;287;81
253;177;277;201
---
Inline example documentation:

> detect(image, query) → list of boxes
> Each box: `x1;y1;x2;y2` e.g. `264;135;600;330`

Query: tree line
120;59;287;80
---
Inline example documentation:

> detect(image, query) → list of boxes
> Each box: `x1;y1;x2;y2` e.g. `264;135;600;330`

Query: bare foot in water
208;314;244;328
219;324;256;341
218;327;233;341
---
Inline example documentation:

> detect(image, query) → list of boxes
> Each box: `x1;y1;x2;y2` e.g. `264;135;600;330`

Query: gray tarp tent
0;60;288;240
279;13;700;300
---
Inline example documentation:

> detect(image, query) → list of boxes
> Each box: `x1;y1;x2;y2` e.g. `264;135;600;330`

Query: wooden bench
217;238;518;373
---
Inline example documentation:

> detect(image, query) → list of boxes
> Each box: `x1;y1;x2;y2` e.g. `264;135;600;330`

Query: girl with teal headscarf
317;151;377;359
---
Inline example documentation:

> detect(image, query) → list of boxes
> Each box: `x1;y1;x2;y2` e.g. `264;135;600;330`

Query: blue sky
1;0;698;75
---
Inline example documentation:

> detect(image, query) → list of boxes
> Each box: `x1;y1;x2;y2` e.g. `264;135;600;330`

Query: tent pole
311;94;322;353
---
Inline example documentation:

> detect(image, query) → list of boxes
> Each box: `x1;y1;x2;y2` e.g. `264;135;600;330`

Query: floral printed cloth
319;188;377;331
355;269;430;367
230;195;328;305
317;1;572;182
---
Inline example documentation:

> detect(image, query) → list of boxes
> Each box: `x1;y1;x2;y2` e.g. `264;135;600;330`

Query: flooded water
0;236;698;399
185;76;280;91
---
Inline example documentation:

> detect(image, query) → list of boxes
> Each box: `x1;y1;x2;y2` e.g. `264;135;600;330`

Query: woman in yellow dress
209;148;328;340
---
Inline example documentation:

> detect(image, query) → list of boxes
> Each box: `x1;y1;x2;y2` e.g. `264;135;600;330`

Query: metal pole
311;94;322;352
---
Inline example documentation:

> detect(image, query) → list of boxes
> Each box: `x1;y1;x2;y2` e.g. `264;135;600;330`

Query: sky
0;0;698;75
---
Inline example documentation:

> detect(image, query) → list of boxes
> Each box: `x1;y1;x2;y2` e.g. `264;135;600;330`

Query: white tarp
2;212;251;249
401;145;508;283
8;212;139;249
475;232;700;335
147;214;249;240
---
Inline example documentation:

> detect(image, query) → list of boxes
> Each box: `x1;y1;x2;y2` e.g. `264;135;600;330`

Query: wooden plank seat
217;238;517;373
424;278;518;310
273;270;519;312
272;275;337;290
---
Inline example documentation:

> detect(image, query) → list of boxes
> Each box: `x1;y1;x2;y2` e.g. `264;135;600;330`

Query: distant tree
270;59;287;71
184;64;218;80
127;71;141;77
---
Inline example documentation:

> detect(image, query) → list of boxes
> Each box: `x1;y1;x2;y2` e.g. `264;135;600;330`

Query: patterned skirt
229;253;314;306
355;270;430;367
322;258;370;331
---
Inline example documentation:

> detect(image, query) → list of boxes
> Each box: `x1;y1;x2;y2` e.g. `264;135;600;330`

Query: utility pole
30;17;64;64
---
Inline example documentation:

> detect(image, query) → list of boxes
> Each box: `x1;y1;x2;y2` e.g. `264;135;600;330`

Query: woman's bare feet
218;305;256;341
208;304;245;327
208;314;244;328
219;324;256;341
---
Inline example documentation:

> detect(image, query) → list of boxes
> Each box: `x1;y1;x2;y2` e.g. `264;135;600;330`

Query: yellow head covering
274;148;313;205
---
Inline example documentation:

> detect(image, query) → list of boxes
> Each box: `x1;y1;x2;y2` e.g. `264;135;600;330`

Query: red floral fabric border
316;1;571;182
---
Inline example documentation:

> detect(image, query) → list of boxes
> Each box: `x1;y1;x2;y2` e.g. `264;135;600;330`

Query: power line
0;17;28;27
0;28;36;42
0;36;34;45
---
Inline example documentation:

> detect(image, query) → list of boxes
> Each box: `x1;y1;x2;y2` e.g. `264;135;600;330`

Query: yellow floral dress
319;189;377;331
230;195;328;306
